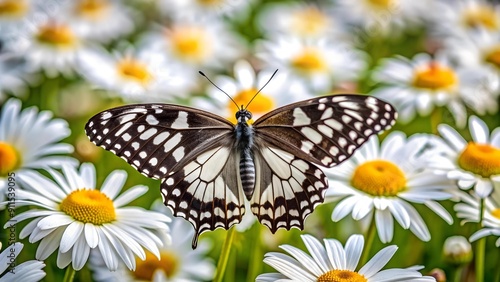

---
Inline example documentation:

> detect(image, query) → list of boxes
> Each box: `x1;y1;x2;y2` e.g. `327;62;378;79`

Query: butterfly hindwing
85;104;234;180
253;95;397;168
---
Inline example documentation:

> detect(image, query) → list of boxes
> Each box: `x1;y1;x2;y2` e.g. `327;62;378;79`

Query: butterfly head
236;108;252;124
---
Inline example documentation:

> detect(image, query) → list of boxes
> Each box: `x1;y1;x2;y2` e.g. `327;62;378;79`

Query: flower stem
246;225;262;282
430;106;442;134
360;214;377;266
475;198;485;282
452;266;463;282
214;227;236;282
62;266;76;282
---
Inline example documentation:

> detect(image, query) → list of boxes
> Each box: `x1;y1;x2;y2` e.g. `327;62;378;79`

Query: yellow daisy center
291;7;328;36
0;142;19;176
117;57;151;84
197;0;223;7
351;160;407;196
291;48;327;74
60;189;116;224
412;62;458;90
36;23;77;48
0;0;28;18
457;142;500;178
317;269;367;282
170;26;211;63
462;5;499;30
75;0;109;19
134;250;179;280
484;45;500;69
365;0;395;11
491;208;500;220
227;88;275;124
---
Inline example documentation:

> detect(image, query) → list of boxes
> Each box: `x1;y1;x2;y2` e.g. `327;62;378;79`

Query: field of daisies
1;0;500;281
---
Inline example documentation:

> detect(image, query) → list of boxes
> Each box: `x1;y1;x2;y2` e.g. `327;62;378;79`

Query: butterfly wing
253;94;397;168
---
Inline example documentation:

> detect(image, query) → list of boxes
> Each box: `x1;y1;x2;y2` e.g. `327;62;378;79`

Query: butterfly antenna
245;69;278;110
199;71;240;110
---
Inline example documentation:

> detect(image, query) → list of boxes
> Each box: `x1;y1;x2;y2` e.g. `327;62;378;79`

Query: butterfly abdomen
235;110;256;200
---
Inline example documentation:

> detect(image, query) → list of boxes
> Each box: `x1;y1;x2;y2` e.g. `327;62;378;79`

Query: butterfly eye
235;110;252;123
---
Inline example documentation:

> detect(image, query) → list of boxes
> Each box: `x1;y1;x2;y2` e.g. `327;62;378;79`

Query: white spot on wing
171;111;189;129
293;108;311;126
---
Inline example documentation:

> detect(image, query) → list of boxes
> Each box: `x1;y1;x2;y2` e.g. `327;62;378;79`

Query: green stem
214;227;236;282
475;198;485;282
452;266;462;282
62;266;76;282
246;225;262;282
430;106;442;134
360;214;377;266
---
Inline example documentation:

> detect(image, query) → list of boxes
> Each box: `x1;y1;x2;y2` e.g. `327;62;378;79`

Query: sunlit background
1;0;500;281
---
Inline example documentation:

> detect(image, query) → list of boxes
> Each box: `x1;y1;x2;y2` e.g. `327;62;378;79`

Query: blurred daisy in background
256;2;344;40
91;200;215;282
256;37;366;93
371;52;499;127
0;53;36;101
0;99;75;202
442;235;473;265
143;18;244;78
326;132;454;243
5;163;171;271
0;242;46;281
59;0;136;43
77;45;193;102
198;60;311;123
427;116;500;198
256;234;435;282
157;0;250;20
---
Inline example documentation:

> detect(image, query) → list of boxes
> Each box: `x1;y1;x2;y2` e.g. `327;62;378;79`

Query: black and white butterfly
85;94;397;248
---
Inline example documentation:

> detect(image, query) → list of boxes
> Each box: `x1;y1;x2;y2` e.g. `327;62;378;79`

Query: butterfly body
85;95;397;248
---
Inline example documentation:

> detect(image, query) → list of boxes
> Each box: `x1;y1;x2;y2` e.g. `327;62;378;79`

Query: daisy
371;52;499;128
454;190;500;246
256;234;435;281
4;163;171;271
256;37;366;93
442;236;473;264
325;132;454;243
143;18;244;74
0;242;46;282
198;60;312;123
157;0;250;20
256;2;343;40
428;116;500;198
91;200;215;281
77;46;194;102
0;98;75;202
59;0;136;43
0;53;35;101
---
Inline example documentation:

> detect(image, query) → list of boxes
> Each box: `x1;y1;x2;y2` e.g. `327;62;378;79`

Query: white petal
469;116;490;143
279;245;323;276
301;235;331;272
113;185;148;207
324;239;344;270
262;252;316;282
358;245;397;277
100;170;127;199
344;235;363;271
475;179;493;198
375;209;394;243
60;221;85;253
84;223;99;248
71;235;91;270
437;124;466;151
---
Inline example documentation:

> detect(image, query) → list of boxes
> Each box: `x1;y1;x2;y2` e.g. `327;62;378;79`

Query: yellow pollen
75;0;109;19
59;189;116;224
36;23;77;47
0;142;19;176
0;0;28;18
170;27;211;63
484;45;500;69
491;208;500;220
227;88;275;124
196;0;223;7
412;61;458;90
117;57;151;84
291;7;328;36
462;5;499;30
351;160;407;196
317;269;368;282
291;48;327;74
457;142;500;178
134;250;179;279
365;0;395;10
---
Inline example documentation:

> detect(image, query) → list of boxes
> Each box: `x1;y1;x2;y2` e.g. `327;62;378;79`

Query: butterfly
85;94;397;248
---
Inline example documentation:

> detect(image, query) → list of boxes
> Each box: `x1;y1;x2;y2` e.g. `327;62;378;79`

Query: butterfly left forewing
251;144;328;232
253;95;397;168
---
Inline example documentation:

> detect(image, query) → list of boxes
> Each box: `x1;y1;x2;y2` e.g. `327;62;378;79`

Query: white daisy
90;200;215;282
442;235;473;264
256;37;366;93
429;115;500;198
371;52;499;128
59;0;136;43
0;53;35;101
77;46;194;102
325;132;454;243
0;98;75;202
198;60;312;123
0;242;46;282
256;234;435;282
157;0;250;20
256;2;343;40
4;163;171;271
454;190;500;246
